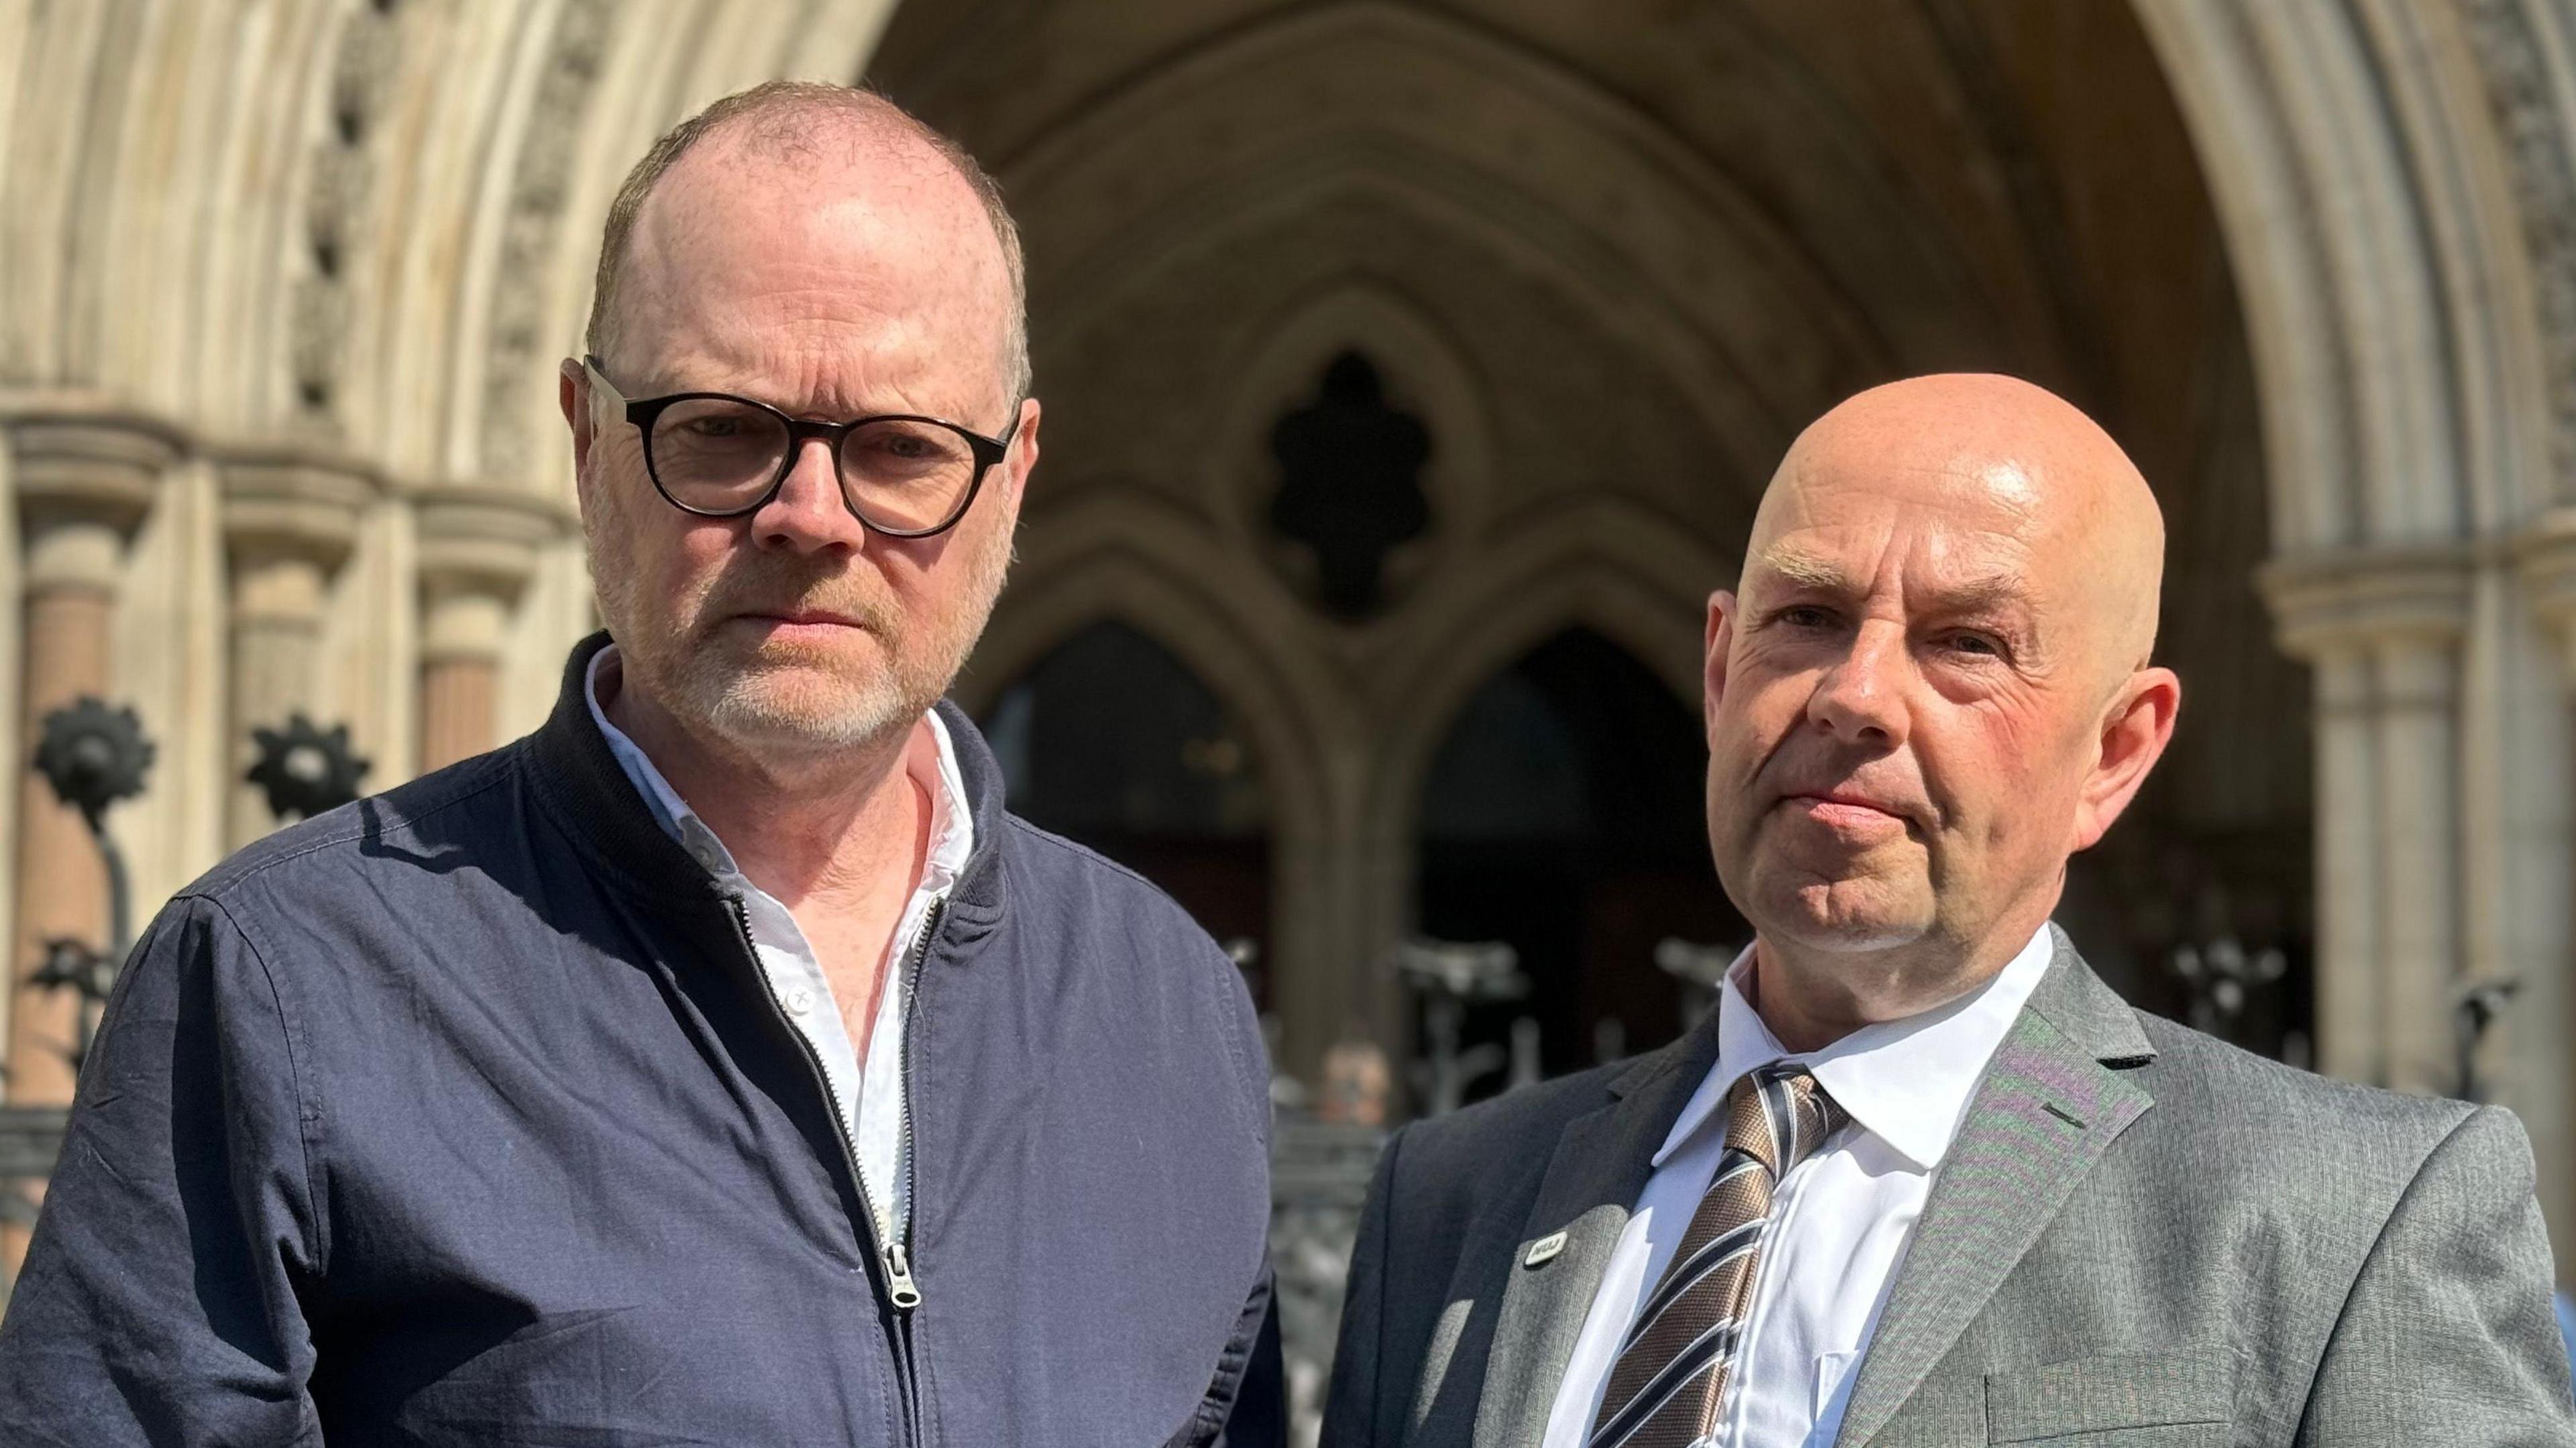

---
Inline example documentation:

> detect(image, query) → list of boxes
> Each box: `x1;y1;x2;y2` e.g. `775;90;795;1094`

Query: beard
590;512;1014;757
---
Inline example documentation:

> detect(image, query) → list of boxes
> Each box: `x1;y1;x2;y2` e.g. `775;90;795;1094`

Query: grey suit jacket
1322;928;2576;1446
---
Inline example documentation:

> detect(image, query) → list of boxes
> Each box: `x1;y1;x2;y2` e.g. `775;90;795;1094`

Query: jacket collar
527;631;1013;926
1829;929;2157;1448
2019;921;2157;1066
929;695;1010;928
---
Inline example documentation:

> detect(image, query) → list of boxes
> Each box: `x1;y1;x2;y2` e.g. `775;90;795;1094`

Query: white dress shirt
584;645;973;1248
1542;924;2055;1448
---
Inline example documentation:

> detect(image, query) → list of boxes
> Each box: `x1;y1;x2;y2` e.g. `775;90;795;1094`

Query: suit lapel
1831;931;2157;1448
1469;1021;1724;1448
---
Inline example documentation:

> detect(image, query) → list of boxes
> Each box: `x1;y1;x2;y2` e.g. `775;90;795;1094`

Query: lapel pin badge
1524;1231;1568;1268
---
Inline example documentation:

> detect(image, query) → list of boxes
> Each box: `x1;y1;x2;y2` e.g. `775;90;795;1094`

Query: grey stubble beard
587;501;1016;761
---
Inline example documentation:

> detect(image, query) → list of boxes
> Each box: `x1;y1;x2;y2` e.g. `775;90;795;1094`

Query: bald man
0;84;1279;1445
1323;376;2575;1447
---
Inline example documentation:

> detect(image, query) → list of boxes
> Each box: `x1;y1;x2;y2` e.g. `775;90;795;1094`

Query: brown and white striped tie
1586;1062;1848;1448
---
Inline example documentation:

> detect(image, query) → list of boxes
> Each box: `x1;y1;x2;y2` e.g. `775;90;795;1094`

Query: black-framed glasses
582;355;1017;538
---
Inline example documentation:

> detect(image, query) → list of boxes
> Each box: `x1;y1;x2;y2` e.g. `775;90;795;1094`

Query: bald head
1750;374;2165;687
1703;373;2181;1050
586;82;1028;404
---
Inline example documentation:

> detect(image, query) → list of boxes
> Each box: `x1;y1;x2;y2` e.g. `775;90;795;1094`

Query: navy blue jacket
0;634;1277;1446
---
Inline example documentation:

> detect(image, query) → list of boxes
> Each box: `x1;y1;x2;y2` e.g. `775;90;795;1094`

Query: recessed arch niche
1413;626;1737;1089
975;619;1278;1002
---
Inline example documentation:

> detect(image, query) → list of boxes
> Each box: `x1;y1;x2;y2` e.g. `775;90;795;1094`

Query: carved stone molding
478;0;616;479
7;411;186;547
2257;543;2477;661
2515;507;2576;673
213;443;380;577
2461;0;2576;500
413;484;568;608
292;1;405;423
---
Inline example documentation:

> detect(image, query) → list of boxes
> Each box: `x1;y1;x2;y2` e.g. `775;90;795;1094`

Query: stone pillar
413;486;561;772
2304;645;2383;1081
217;448;376;845
2371;628;2464;1088
5;414;178;1110
2263;546;2473;1093
1273;775;1394;1089
2514;510;2576;1280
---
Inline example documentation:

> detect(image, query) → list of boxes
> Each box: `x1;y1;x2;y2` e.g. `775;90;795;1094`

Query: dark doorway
1415;629;1741;1087
978;622;1274;1005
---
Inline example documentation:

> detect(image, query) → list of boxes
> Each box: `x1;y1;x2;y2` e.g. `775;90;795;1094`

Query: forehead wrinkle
1751;533;2032;601
623;313;996;432
1915;572;2035;620
616;128;1012;394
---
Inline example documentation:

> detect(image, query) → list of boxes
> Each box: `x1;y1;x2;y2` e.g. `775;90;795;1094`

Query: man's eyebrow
1750;548;1856;594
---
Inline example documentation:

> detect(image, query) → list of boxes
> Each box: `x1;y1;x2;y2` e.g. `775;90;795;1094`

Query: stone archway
894;0;2314;1110
2136;0;2576;1256
1413;626;1732;1087
976;619;1279;996
957;508;1356;1070
0;1;910;1119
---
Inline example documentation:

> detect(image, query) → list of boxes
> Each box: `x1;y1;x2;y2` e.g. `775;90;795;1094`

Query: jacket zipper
728;895;945;1445
887;895;945;1439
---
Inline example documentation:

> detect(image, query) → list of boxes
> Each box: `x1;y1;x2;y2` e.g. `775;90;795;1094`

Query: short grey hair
584;80;1030;402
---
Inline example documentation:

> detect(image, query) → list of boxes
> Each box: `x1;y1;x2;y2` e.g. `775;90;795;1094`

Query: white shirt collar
582;643;975;884
1651;922;2056;1174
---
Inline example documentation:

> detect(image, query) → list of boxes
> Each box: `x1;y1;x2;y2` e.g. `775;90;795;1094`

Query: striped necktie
1586;1062;1849;1448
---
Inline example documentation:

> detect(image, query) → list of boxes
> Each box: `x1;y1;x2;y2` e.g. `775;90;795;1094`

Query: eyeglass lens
649;397;983;531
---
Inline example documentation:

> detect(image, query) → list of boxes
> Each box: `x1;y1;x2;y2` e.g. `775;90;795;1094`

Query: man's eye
1945;632;2002;657
1778;607;1834;629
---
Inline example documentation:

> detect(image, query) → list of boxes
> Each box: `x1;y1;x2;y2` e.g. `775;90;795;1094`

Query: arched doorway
879;0;2320;1093
1414;628;1740;1088
977;621;1276;1005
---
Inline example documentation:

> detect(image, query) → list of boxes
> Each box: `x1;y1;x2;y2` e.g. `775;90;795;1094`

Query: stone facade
6;0;2576;1306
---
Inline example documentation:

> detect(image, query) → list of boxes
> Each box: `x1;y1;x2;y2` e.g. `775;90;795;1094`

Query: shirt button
784;985;816;1016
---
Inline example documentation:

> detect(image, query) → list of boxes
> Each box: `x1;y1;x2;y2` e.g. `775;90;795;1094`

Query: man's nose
1808;620;1910;746
750;437;867;552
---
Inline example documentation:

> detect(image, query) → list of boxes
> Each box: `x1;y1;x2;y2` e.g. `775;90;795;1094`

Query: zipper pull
883;1241;922;1311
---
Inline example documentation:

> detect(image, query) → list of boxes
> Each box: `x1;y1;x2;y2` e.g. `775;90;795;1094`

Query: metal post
28;698;154;1072
1394;939;1526;1116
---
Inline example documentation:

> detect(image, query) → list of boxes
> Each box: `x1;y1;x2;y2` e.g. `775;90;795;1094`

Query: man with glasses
0;82;1279;1447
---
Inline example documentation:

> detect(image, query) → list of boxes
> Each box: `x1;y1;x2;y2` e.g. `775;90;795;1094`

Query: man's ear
2070;665;2180;852
999;397;1041;510
559;357;594;479
1704;589;1738;743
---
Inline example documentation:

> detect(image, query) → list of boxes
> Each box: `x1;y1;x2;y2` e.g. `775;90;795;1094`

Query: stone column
414;486;561;772
217;448;376;845
1273;767;1393;1089
2263;546;2473;1094
5;414;178;1110
2514;510;2576;1278
2304;645;2383;1080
